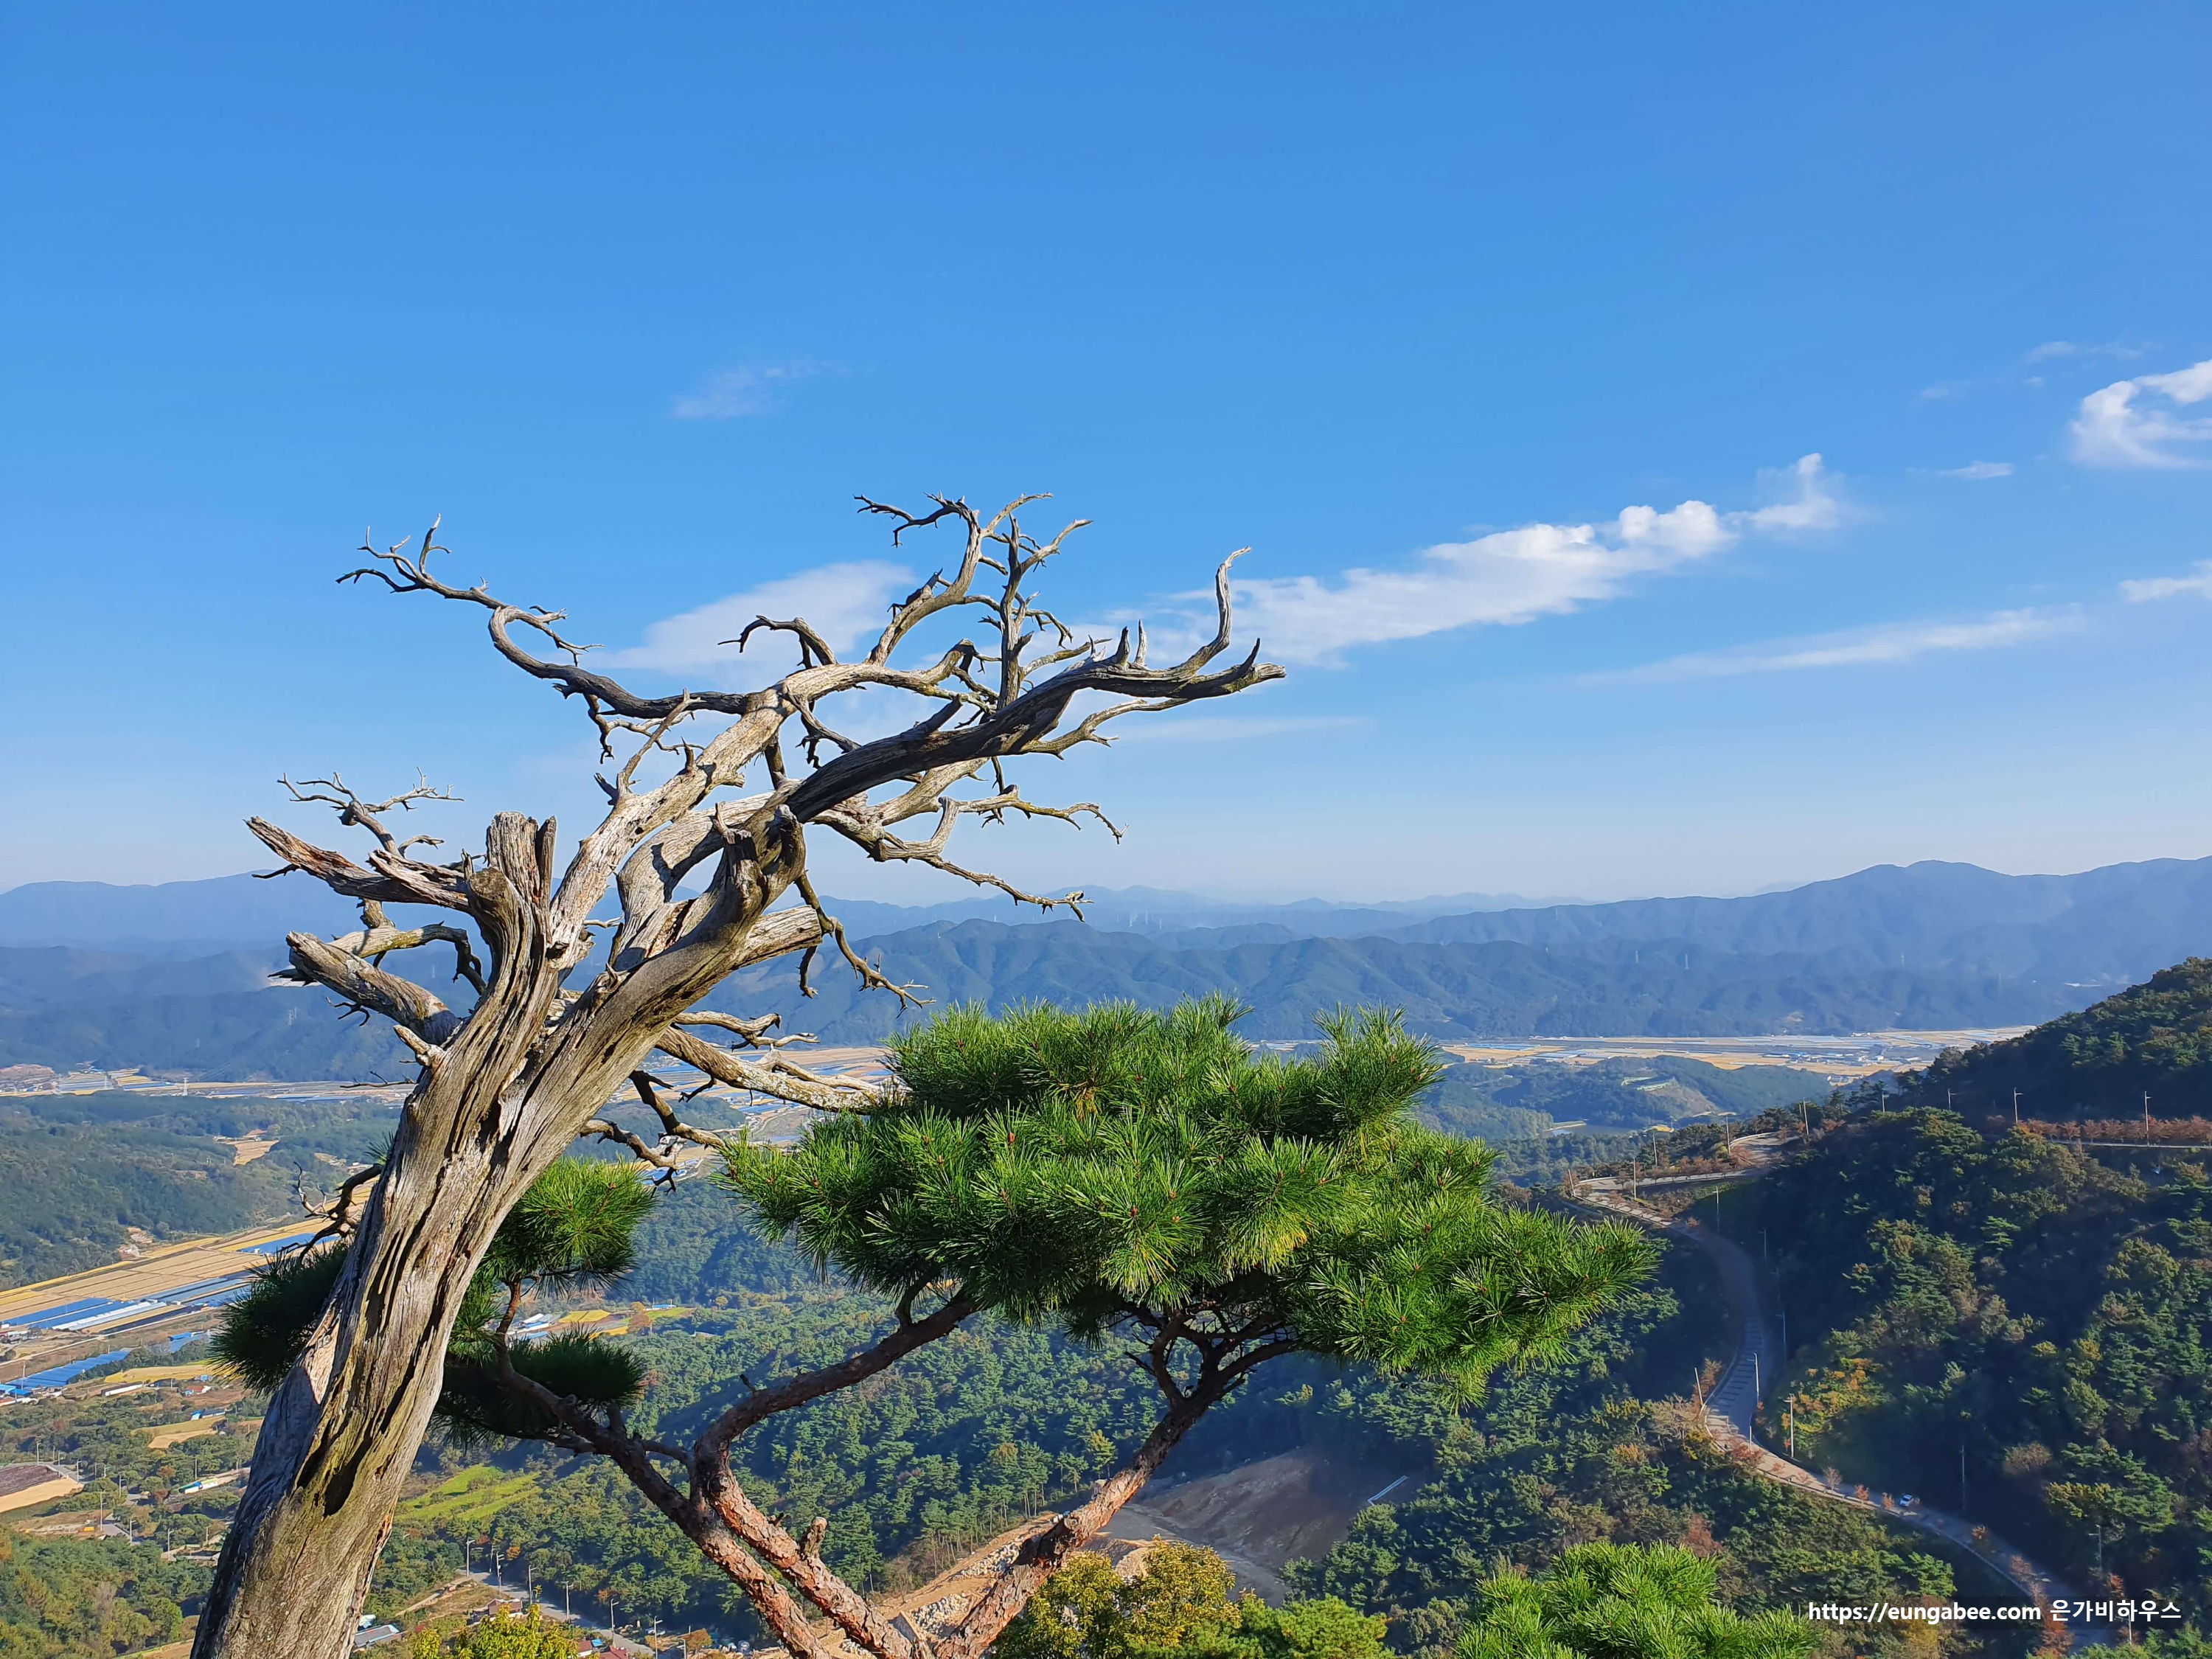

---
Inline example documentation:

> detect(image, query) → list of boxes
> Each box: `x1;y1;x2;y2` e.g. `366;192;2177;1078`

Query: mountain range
0;873;1587;953
2;856;2208;1079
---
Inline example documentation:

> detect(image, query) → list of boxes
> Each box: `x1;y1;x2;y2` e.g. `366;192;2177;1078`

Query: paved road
1575;1181;2113;1646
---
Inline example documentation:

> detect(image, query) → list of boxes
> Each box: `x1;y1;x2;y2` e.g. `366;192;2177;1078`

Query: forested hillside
1734;1110;2210;1614
363;1183;2014;1652
1898;958;2212;1120
0;1091;396;1287
1;1138;2058;1656
1419;1054;1827;1141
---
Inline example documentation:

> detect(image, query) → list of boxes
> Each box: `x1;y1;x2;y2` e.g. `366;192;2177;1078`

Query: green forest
1731;1107;2211;1606
1898;957;2212;1120
1279;1266;2019;1658
0;1091;394;1289
19;970;2212;1658
305;1189;2045;1651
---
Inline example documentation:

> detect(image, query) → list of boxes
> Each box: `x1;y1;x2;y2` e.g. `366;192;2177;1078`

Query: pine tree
1458;1543;1816;1659
224;998;1652;1659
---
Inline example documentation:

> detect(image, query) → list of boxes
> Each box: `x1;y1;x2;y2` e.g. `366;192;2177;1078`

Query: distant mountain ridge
1374;857;2212;985
0;874;364;955
7;859;2206;983
0;923;2084;1079
0;872;1578;951
695;919;2084;1045
3;855;2207;1080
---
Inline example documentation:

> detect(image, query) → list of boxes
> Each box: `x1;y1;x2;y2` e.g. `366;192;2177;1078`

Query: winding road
1573;1166;2113;1646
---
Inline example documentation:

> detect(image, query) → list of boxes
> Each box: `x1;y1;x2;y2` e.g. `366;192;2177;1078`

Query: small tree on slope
192;493;1283;1659
232;999;1652;1659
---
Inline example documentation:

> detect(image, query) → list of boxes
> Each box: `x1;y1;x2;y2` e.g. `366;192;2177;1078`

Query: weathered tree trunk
193;817;790;1658
936;1384;1222;1659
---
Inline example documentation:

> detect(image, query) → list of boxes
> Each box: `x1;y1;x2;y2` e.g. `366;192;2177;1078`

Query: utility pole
2012;1089;2021;1127
1787;1397;1795;1458
2145;1092;2152;1144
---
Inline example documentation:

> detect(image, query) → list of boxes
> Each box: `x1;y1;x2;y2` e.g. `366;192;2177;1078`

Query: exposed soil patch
1106;1448;1426;1604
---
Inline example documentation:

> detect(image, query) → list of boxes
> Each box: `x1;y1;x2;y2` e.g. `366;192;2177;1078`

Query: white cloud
1730;453;1844;532
670;360;834;420
1916;381;1970;402
1934;461;2014;480
1209;456;1840;667
2121;560;2212;603
1590;608;2074;685
603;561;912;684
2069;358;2212;467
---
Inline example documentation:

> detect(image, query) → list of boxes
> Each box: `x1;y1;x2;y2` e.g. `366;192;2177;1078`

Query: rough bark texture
193;501;1280;1659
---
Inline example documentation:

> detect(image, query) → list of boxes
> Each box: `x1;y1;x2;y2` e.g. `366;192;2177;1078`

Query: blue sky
3;3;2209;903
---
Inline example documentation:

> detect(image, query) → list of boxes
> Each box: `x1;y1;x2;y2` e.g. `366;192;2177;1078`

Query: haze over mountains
0;874;1582;954
2;856;2208;1078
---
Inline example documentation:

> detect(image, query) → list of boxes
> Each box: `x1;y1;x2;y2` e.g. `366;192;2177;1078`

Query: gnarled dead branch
198;493;1282;1659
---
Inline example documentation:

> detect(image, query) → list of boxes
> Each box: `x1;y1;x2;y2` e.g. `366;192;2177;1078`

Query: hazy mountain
695;920;2084;1046
0;873;367;954
16;857;2206;981
0;945;283;1012
0;872;1578;952
5;855;2205;1081
0;922;2089;1080
1380;857;2212;985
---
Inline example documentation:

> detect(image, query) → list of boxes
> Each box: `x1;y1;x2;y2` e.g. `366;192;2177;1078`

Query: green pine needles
215;1159;652;1448
726;998;1654;1398
1458;1543;1818;1659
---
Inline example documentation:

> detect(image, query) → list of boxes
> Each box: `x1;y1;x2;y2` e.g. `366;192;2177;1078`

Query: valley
3;869;2208;1658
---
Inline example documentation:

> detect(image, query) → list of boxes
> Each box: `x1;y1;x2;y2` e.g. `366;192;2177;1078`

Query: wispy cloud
670;360;835;420
1202;455;1842;667
603;561;912;685
1731;453;1846;532
2121;560;2212;603
1916;380;1970;402
2028;340;2146;364
1588;607;2075;685
2070;358;2212;467
1933;461;2014;480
